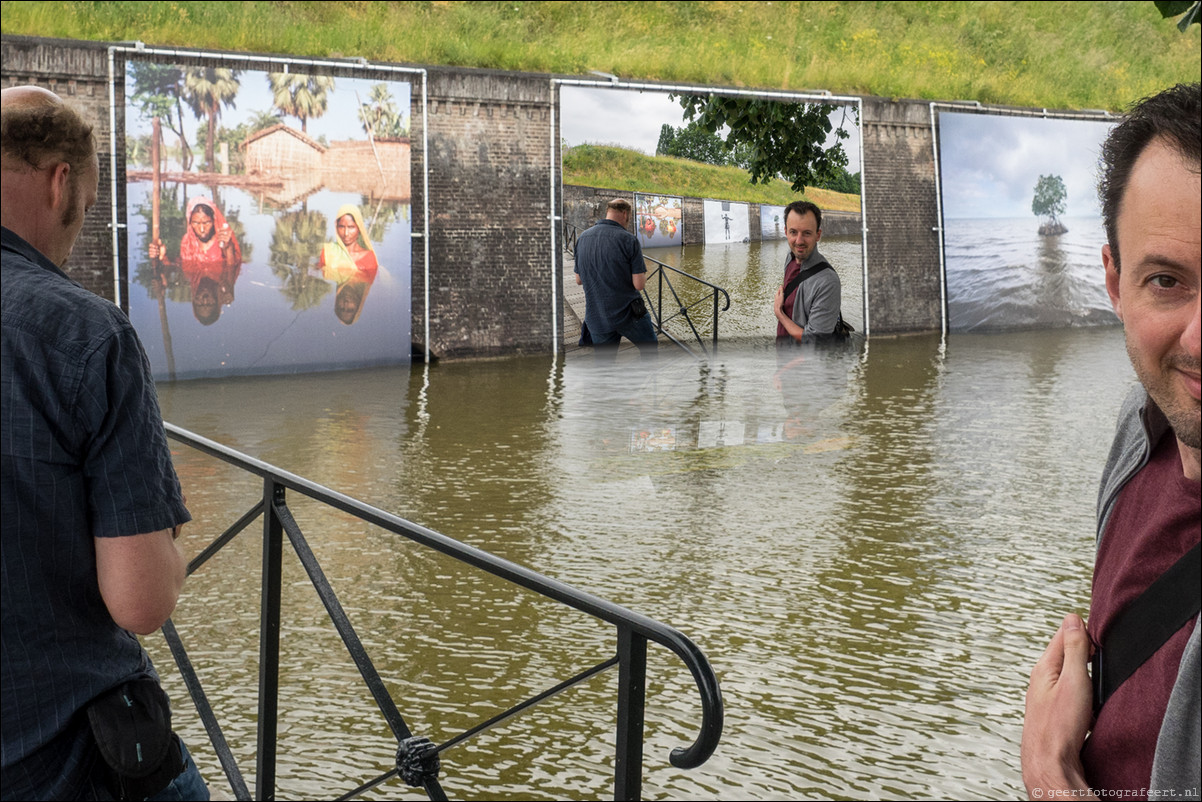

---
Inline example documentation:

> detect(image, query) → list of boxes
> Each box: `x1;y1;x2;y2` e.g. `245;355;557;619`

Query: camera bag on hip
87;678;183;801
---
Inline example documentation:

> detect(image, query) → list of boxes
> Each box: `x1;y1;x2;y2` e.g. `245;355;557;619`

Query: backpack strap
1092;541;1201;713
782;261;833;300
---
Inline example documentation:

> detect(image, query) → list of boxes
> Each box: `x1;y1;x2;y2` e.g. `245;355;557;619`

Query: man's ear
1103;243;1123;322
48;161;71;212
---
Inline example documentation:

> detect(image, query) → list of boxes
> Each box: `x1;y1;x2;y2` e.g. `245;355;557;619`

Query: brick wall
861;98;943;334
423;69;554;357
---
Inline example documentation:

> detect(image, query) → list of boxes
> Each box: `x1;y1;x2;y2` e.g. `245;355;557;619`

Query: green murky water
152;325;1131;800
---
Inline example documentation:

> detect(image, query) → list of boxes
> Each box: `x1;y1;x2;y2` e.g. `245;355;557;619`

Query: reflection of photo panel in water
123;57;415;379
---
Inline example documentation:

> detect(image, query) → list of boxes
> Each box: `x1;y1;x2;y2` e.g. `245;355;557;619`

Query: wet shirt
0;227;190;799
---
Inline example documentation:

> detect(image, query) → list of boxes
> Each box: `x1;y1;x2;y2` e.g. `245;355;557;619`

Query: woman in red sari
148;196;242;325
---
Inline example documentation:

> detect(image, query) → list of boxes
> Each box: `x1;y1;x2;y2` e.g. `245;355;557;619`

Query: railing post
712;291;719;350
614;626;647;802
256;479;285;801
657;271;664;331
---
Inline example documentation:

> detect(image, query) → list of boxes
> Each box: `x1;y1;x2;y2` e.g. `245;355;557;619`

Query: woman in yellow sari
318;204;378;325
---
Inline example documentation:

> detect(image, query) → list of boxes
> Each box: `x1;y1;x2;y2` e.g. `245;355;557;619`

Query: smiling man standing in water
773;200;843;342
1022;83;1200;800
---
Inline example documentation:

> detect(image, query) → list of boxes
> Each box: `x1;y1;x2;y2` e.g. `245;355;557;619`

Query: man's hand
774;285;805;341
1021;613;1096;800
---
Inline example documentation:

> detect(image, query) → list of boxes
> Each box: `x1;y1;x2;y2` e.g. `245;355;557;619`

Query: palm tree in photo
182;67;241;171
267;73;335;135
358;83;408;139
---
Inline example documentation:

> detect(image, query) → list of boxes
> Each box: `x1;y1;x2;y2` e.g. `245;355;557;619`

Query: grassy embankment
4;1;1195;209
563;144;861;213
2;1;1197;111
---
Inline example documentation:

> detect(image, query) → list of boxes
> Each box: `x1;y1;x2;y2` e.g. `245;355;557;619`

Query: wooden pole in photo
152;117;176;380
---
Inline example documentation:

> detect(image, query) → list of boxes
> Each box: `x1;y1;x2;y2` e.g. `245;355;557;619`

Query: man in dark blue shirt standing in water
574;197;657;357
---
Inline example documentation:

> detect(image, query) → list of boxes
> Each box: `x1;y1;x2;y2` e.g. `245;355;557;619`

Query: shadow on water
153;328;1134;800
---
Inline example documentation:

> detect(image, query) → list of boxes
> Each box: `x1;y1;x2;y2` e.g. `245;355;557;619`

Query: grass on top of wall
1;1;1198;112
563;144;861;212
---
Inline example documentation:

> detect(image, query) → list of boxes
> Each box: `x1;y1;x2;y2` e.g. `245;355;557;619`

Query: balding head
1;85;99;266
605;197;632;225
1;85;95;173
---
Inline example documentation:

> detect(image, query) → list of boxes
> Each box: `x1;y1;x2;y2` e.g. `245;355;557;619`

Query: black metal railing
161;423;723;802
563;221;731;356
640;254;731;356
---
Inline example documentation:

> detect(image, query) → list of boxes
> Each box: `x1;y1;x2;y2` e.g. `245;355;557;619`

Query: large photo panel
937;110;1117;333
559;84;865;340
124;59;413;380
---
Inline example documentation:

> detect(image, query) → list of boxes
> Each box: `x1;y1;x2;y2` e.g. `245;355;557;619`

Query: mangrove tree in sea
1032;173;1068;236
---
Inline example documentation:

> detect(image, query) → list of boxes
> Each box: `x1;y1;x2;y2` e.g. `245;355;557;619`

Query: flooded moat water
151;325;1132;800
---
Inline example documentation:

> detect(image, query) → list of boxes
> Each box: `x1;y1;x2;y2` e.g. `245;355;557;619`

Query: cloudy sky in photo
937;111;1115;220
560;84;863;172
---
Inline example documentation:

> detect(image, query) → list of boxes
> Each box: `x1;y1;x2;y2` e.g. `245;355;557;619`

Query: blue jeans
86;738;209;801
591;313;658;358
147;739;209;802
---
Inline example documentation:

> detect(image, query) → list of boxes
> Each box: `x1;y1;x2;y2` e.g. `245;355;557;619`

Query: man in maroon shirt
1021;83;1200;800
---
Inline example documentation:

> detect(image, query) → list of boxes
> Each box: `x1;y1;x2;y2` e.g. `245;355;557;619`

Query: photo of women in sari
318;204;379;325
148;196;243;326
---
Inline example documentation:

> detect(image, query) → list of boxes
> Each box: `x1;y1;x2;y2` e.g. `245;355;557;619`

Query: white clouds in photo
938;111;1115;219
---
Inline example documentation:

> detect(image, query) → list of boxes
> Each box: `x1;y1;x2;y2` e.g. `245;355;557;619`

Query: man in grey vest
773;200;842;341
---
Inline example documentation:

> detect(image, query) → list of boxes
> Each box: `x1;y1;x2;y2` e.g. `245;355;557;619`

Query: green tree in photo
672;94;854;193
358;83;409;139
815;166;861;195
655;119;729;166
269;209;331;312
128;62;195;171
1155;0;1201;31
1032;174;1068;234
268;73;336;134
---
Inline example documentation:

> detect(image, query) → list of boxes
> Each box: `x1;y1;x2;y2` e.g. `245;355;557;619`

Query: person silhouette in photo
149;196;242;325
319;204;378;326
